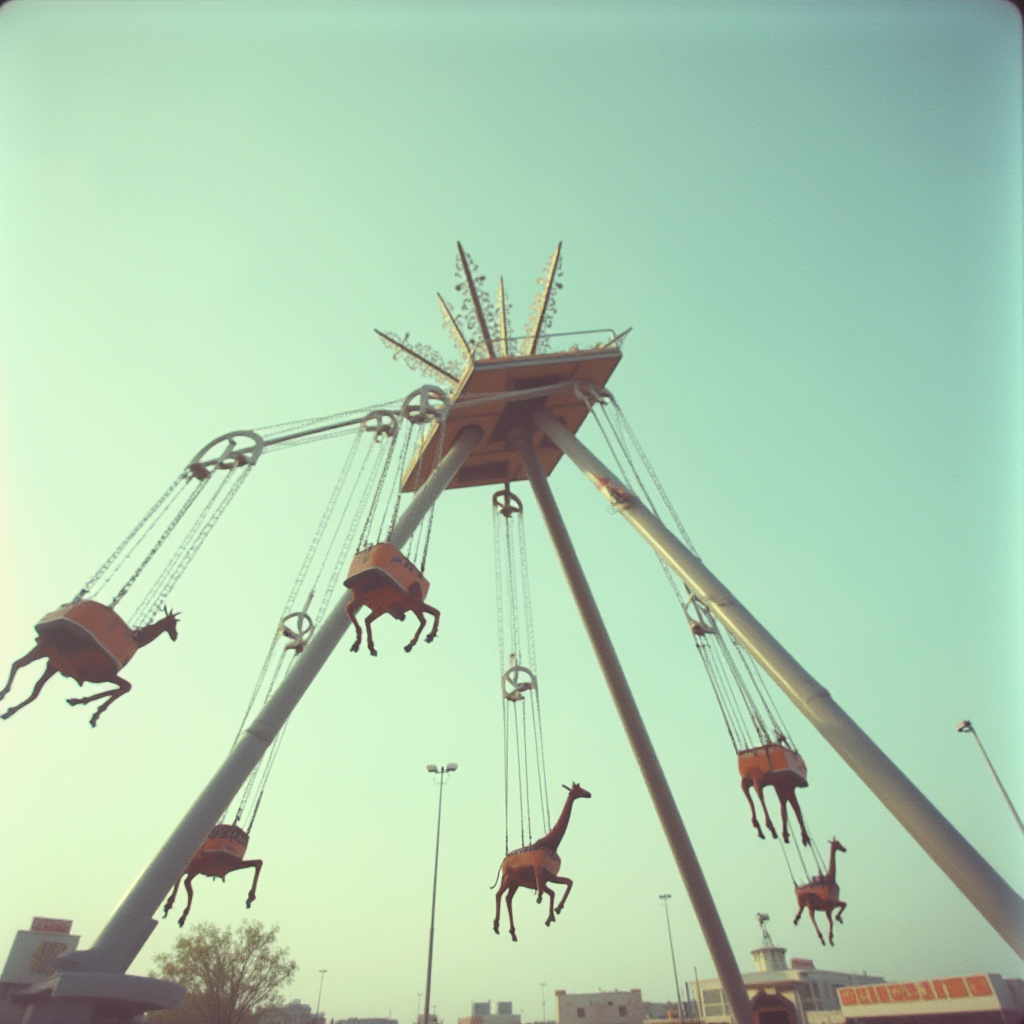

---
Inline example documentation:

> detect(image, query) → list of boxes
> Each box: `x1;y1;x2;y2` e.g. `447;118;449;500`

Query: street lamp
422;763;458;1024
659;894;685;1022
316;970;327;1018
957;721;1024;838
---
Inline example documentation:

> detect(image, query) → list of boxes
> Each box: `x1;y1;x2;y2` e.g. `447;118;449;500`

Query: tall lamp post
659;894;685;1022
423;763;458;1024
958;721;1024;838
316;970;327;1019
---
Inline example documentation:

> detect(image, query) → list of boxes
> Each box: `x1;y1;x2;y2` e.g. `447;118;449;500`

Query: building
265;1000;323;1024
690;929;884;1024
0;918;80;1024
555;990;646;1024
459;1001;521;1024
333;1018;398;1024
838;973;1024;1024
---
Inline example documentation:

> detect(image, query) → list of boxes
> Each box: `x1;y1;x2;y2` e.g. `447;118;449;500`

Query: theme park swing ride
5;243;1024;1024
157;392;453;926
570;385;849;946
489;480;590;941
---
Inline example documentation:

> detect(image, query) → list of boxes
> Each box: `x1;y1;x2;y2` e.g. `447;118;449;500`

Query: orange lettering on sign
920;982;934;1001
902;985;920;1002
945;979;969;999
888;986;906;1003
875;988;890;1003
932;981;948;999
966;977;992;998
839;990;857;1007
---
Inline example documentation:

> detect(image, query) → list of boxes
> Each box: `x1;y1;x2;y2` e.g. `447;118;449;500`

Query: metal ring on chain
401;385;451;425
492;488;524;518
279;611;315;653
187;430;266;479
360;410;399;439
502;662;537;702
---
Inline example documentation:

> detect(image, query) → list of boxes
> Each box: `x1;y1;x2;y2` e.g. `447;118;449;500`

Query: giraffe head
831;837;846;854
562;782;592;800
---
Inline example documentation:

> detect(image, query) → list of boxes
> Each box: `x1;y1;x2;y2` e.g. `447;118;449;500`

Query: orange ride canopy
198;824;249;861
737;743;808;788
34;600;137;678
344;543;430;606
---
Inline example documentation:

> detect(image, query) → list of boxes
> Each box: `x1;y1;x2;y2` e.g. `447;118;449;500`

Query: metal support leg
61;425;483;979
514;434;754;1024
533;406;1024;959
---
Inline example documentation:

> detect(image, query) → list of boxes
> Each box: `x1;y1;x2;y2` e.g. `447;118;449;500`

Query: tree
151;921;297;1024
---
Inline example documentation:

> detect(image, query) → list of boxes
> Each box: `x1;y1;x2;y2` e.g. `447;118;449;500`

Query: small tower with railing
751;914;787;973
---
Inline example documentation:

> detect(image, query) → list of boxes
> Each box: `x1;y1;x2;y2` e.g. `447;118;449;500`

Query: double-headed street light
422;763;458;1024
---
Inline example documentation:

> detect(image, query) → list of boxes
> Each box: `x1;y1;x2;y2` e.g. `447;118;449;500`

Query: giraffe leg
777;786;792;844
540;884;557;926
423;603;440;644
754;780;777;839
793;900;806;926
404;608;427;653
178;874;196;927
550;875;574;914
788;790;811;846
742;778;765;839
163;876;182;917
534;867;545;903
347;599;364;652
835;900;847;924
2;645;46;703
494;878;509;935
68;676;131;727
505;884;519;941
364;610;384;657
1;663;58;720
240;859;263;908
808;908;825;946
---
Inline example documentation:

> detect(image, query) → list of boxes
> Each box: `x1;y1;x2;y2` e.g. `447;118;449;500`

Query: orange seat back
36;600;138;672
344;544;430;602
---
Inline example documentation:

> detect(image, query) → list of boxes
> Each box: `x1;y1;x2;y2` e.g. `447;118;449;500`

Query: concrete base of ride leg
10;972;184;1024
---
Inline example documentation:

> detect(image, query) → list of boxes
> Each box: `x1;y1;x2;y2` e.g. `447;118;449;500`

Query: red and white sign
30;918;72;934
839;976;1000;1017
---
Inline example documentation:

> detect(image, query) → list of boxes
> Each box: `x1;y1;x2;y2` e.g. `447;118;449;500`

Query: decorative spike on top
437;295;474;360
456;242;497;358
374;329;460;385
496;278;510;357
523;242;563;355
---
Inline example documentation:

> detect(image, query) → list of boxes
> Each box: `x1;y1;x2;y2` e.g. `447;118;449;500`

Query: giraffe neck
825;844;839;883
133;618;171;648
534;792;576;852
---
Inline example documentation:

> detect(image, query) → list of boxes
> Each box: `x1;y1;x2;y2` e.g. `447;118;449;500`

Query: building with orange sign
837;974;1024;1024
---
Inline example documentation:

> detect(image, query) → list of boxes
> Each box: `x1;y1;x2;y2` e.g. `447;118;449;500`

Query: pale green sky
1;1;1022;1021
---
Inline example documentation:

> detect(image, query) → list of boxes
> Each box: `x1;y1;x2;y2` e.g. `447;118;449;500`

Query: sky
0;1;1022;1022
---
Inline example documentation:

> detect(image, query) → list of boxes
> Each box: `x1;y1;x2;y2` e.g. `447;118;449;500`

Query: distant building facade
555;990;645;1024
460;1001;521;1024
838;973;1024;1024
265;1000;323;1024
692;940;883;1024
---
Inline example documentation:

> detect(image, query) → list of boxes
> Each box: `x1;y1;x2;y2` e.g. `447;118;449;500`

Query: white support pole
515;436;753;1024
533;407;1024;960
78;425;483;975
